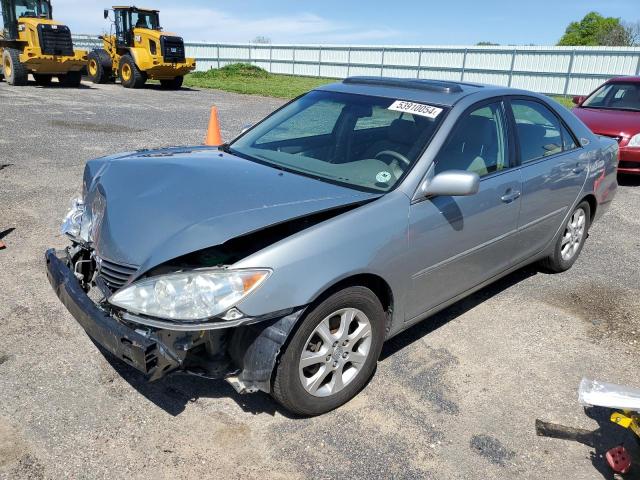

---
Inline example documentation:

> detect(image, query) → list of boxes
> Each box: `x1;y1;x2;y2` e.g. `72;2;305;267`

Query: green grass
549;95;575;109
184;63;336;98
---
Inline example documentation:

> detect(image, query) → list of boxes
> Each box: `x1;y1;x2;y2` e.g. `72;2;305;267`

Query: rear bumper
618;147;640;175
45;248;180;380
20;49;88;73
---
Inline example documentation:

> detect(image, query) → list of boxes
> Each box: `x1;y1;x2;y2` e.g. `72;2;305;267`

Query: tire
58;71;82;88
33;74;53;86
119;55;146;88
539;201;590;273
159;76;184;90
272;286;386;416
2;48;28;86
87;49;113;84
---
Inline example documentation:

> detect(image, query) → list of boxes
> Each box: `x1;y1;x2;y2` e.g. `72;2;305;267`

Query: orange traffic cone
204;106;223;146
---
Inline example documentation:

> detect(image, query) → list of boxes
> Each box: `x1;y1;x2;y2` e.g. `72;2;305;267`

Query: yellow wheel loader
88;6;195;89
0;0;87;86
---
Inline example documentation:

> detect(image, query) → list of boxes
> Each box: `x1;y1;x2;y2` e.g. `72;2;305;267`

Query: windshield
230;90;448;192
131;10;160;30
14;0;50;18
582;82;640;112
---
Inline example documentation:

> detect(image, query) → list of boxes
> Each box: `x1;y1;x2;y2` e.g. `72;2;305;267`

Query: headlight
628;133;640;148
109;269;271;321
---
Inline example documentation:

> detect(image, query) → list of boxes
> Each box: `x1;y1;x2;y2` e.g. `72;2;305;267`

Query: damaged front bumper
45;248;304;392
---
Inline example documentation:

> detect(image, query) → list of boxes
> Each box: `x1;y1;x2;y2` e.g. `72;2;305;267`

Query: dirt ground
1;79;639;480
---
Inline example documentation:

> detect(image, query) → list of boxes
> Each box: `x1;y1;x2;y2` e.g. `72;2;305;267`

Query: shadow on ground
99;266;539;418
618;174;640;187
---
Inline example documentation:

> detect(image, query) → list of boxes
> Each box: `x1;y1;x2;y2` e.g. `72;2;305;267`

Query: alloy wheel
560;207;586;261
298;308;372;397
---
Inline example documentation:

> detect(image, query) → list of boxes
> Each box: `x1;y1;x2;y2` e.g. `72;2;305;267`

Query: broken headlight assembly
109;269;271;322
60;196;94;244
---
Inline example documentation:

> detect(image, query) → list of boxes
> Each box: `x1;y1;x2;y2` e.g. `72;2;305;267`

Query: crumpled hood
83;147;376;275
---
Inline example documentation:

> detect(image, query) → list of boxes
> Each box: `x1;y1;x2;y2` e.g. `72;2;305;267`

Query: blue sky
50;0;639;45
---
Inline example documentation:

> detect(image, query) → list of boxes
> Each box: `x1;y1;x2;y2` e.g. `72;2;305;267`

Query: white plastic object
578;378;640;411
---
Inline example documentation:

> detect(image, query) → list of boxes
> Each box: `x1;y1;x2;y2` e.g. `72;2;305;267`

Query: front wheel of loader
87;50;112;84
3;48;28;86
33;74;53;86
160;76;184;90
119;55;146;89
58;71;82;88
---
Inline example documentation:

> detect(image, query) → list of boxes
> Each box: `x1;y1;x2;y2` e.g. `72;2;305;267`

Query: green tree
558;12;632;46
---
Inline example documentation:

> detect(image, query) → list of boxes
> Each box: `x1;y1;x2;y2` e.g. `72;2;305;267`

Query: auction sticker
388;100;443;119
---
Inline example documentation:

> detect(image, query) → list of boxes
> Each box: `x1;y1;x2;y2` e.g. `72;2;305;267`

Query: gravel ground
1;79;639;480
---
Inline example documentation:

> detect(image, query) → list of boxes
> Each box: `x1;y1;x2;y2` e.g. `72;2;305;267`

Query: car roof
318;77;532;107
607;76;640;84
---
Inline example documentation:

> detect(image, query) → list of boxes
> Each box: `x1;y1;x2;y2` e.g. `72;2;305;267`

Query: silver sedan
46;77;619;416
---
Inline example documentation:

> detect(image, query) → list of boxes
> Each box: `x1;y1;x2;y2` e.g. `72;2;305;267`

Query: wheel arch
579;193;597;223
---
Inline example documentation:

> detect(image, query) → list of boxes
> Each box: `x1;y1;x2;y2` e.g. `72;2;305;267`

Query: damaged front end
45;246;305;392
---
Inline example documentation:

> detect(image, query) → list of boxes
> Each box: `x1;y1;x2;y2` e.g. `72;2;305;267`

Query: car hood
573;107;640;138
82;146;377;274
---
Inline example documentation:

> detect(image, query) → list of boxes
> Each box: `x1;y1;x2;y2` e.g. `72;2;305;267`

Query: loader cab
1;0;52;39
110;6;160;48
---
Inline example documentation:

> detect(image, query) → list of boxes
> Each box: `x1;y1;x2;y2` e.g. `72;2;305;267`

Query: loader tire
119;55;146;88
3;48;28;86
58;71;82;88
160;76;184;90
33;74;53;86
87;50;112;84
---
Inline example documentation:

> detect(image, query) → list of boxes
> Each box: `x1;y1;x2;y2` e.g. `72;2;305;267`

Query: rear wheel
58;71;82;88
272;286;386;416
33;74;53;86
159;76;184;90
3;48;28;86
119;55;146;88
87;49;112;84
540;201;590;273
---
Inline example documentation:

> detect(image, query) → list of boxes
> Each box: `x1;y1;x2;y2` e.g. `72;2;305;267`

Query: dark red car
572;76;640;175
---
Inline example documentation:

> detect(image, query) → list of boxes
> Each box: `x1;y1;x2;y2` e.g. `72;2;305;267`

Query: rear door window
510;100;565;163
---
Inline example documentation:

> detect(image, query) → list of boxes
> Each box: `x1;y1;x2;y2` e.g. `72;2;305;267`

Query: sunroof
342;77;469;94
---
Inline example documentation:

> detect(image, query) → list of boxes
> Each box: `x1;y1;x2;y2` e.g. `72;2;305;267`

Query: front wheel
540;201;590;273
271;286;386;416
119;55;146;88
87;50;112;84
3;48;28;86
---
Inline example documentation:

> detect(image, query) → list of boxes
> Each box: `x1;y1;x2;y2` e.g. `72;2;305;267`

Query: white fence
72;35;640;96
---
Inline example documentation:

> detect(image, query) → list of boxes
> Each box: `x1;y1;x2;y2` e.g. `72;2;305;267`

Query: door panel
406;172;521;321
508;99;589;262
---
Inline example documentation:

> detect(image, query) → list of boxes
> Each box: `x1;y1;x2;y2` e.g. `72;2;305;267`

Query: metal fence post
507;48;517;87
318;47;322;77
347;46;352;77
269;45;273;73
380;48;385;76
460;48;468;81
216;44;220;69
416;49;423;79
563;49;576;96
292;46;296;74
635;54;640;75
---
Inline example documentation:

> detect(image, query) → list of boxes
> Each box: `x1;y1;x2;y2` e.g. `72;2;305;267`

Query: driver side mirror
104;9;109;19
421;170;480;198
572;95;586;106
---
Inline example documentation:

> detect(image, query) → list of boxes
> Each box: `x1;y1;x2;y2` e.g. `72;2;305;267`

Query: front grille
96;256;138;291
37;24;74;56
160;35;186;63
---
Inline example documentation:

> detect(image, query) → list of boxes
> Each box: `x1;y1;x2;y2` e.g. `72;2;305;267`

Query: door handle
572;164;585;174
501;189;521;203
